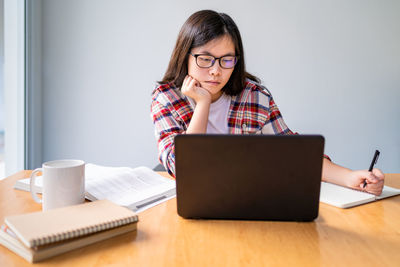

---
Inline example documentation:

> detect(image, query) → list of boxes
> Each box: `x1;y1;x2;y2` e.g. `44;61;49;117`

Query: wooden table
1;171;400;267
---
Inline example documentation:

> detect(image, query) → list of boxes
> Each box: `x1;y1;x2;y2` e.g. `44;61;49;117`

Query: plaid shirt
150;80;304;176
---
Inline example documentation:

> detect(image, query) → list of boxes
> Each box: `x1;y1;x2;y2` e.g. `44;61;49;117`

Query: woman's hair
159;10;259;96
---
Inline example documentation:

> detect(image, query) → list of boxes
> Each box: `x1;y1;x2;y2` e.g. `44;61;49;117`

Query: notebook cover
0;222;137;263
5;200;138;248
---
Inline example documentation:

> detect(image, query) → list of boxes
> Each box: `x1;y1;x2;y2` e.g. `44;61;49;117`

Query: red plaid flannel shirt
151;80;328;176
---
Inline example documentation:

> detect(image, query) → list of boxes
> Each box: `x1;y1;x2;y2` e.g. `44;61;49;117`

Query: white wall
36;0;400;172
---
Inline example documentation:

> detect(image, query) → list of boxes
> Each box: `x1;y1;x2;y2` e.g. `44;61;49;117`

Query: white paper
320;182;375;208
84;164;176;211
376;185;400;199
14;177;42;193
320;182;400;208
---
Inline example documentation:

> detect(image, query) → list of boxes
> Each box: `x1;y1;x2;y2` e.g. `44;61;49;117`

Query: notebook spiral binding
31;216;137;247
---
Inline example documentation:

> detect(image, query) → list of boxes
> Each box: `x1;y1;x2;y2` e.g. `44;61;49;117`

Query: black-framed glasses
189;53;239;69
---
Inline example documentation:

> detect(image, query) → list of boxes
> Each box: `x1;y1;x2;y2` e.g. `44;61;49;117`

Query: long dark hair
159;10;259;96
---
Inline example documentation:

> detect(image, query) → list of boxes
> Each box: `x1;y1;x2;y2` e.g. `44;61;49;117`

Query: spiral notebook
0;200;138;262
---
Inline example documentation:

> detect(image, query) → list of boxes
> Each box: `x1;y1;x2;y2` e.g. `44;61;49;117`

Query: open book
14;164;176;213
0;200;138;263
320;182;400;208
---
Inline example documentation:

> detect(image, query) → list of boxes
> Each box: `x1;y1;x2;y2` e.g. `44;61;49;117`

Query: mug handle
30;168;43;203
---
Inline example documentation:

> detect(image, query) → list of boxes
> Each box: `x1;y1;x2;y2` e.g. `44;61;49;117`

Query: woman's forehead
192;35;235;55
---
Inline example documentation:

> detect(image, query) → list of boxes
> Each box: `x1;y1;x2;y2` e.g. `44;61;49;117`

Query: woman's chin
203;86;223;96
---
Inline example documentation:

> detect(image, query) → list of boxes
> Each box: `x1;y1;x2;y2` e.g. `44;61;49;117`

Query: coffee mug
30;160;85;210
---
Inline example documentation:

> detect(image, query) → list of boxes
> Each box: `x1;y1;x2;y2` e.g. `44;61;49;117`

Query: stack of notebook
0;200;138;263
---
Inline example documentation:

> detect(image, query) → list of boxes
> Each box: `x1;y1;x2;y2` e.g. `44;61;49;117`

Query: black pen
363;150;380;188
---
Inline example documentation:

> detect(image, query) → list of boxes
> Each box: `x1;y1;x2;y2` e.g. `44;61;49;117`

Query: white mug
30;160;85;210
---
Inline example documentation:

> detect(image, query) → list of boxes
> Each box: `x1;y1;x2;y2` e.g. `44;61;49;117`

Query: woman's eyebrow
196;50;236;57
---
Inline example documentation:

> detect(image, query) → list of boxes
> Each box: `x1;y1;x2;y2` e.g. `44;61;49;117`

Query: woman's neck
211;91;223;103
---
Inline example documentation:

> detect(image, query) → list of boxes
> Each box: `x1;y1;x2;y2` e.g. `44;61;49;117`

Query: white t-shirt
206;94;231;134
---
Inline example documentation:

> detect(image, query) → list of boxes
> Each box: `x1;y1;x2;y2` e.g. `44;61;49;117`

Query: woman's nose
209;62;221;76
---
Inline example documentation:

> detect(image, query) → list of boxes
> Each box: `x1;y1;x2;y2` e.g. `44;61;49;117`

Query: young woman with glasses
151;10;384;195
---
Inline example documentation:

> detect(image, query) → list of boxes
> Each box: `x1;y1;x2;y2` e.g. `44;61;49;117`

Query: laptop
174;134;325;221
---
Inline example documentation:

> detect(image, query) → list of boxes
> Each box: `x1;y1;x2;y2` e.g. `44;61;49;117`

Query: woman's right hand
181;75;211;104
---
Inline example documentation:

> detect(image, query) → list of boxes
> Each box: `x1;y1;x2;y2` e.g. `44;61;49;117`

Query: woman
151;10;384;195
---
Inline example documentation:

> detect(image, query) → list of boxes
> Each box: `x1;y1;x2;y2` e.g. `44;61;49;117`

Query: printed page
84;164;176;211
14;164;176;212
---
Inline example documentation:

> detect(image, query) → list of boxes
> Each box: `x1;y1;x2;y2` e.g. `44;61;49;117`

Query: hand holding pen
344;150;384;195
363;150;380;188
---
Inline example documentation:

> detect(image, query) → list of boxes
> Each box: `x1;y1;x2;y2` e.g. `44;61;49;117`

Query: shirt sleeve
262;95;296;135
150;99;183;177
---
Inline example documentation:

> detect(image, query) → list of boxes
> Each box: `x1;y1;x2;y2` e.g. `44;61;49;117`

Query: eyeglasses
189;53;239;69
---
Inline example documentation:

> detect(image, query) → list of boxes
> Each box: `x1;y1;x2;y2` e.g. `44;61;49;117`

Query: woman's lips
205;81;221;86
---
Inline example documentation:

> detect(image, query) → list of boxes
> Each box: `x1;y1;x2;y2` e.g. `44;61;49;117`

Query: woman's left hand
346;168;385;195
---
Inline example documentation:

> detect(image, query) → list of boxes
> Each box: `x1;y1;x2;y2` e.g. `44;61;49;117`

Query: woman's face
188;35;236;101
